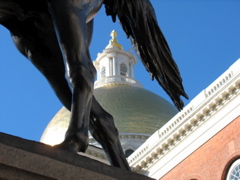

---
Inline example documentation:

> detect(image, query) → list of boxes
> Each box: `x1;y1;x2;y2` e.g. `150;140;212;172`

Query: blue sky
0;0;239;142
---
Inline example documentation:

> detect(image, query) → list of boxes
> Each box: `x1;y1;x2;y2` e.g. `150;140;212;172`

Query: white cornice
128;59;240;179
94;48;137;66
94;75;143;88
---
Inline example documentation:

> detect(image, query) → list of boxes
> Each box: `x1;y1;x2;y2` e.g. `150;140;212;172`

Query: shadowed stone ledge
0;132;154;180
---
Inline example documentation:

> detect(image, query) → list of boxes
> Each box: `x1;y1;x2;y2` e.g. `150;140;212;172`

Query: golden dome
40;84;177;145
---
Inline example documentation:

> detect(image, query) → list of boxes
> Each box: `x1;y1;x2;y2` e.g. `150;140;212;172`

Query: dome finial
110;30;118;43
108;30;123;49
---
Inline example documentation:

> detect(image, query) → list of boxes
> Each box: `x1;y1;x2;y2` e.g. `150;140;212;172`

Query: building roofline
128;58;240;178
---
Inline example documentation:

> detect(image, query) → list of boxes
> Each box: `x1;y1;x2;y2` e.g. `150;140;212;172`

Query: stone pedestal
0;132;153;180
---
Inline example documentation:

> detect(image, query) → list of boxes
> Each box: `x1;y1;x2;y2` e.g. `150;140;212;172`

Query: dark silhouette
0;0;188;170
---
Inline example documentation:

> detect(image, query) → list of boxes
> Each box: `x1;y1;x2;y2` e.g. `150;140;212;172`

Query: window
125;149;134;158
101;67;106;77
120;63;127;76
226;159;240;180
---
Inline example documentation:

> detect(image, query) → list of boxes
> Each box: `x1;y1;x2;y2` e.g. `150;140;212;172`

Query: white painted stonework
119;133;150;154
128;58;240;179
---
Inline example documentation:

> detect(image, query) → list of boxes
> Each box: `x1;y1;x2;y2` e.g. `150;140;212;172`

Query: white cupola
93;30;142;88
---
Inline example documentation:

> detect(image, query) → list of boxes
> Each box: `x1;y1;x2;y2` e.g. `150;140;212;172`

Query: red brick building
162;116;240;180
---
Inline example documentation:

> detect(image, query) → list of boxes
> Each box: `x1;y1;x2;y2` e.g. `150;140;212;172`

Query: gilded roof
40;84;177;145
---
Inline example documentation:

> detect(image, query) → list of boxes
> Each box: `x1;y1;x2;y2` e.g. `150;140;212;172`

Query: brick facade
161;116;240;180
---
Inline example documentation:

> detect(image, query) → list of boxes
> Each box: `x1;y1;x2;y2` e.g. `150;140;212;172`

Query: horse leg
47;0;97;152
89;97;131;170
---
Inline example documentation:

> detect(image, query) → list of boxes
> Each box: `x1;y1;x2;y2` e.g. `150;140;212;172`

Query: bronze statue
0;0;188;170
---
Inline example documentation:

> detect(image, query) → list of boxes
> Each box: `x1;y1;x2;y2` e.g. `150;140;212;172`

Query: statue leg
89;97;131;171
47;0;97;152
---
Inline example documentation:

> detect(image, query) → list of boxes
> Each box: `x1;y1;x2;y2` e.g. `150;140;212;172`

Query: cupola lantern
93;30;142;88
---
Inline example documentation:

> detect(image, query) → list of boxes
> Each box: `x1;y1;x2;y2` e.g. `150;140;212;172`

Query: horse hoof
53;141;79;153
53;139;88;153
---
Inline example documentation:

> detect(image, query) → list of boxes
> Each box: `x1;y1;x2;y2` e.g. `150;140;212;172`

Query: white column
130;62;134;78
113;57;116;76
109;57;113;76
